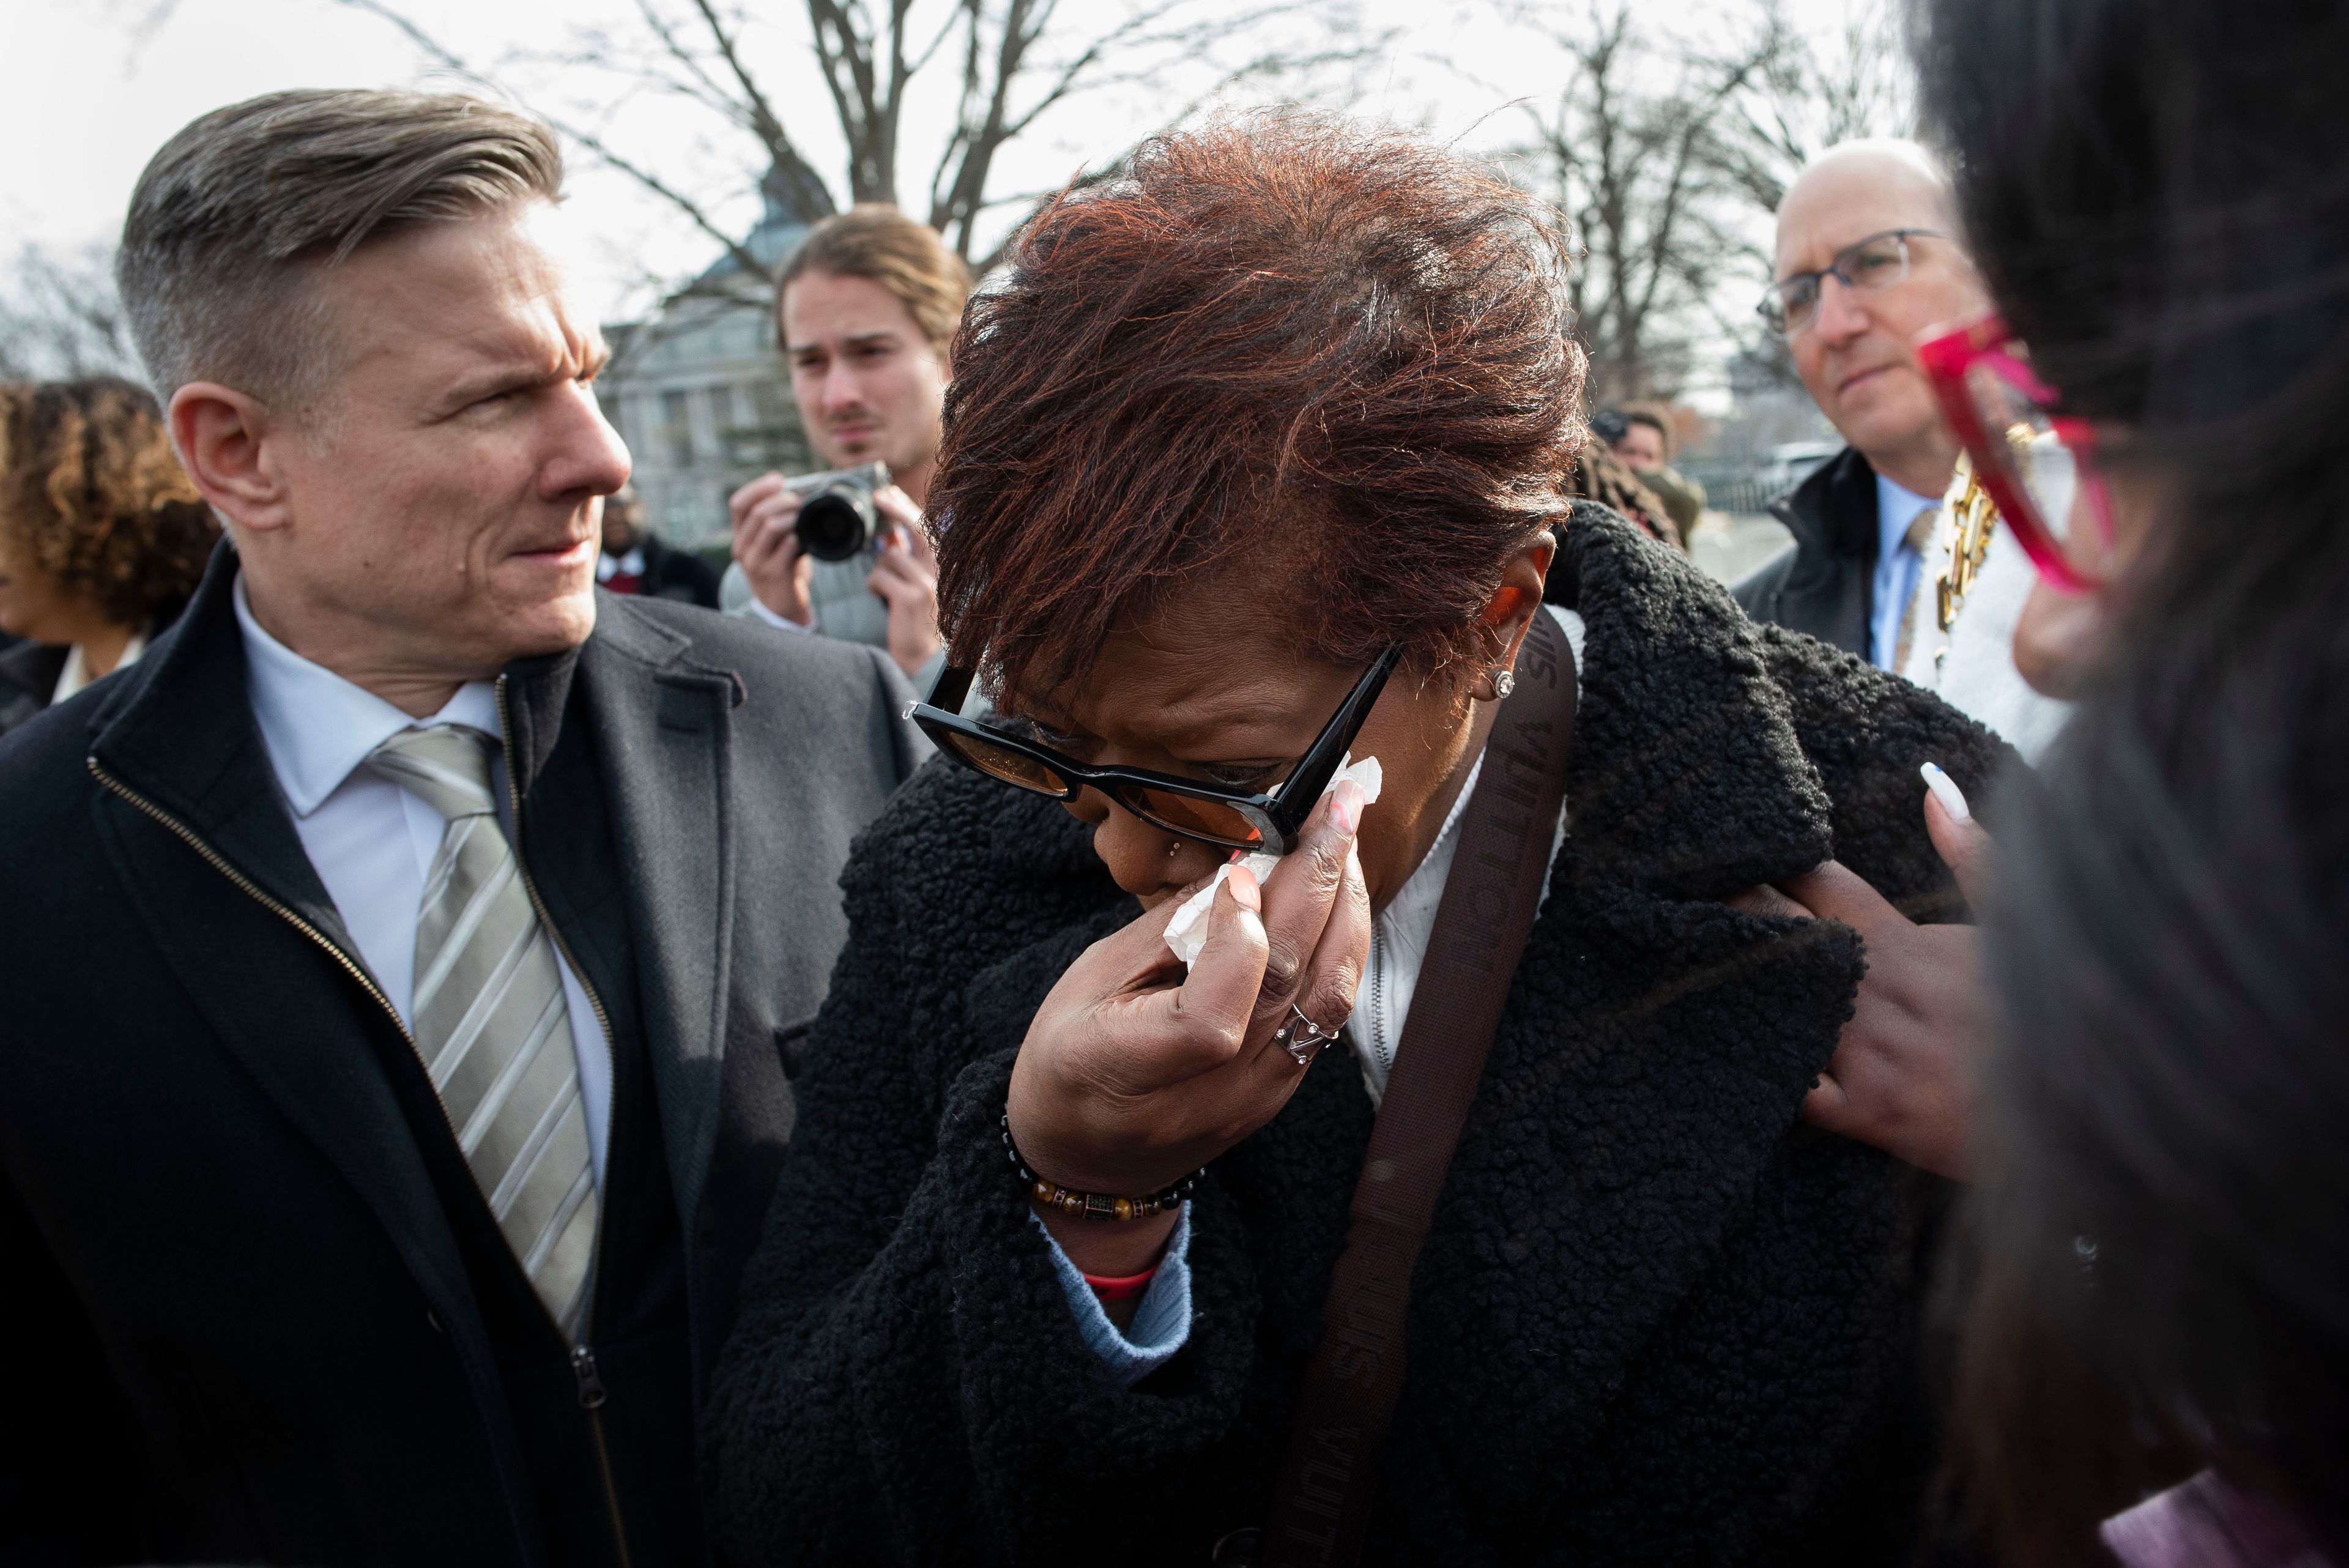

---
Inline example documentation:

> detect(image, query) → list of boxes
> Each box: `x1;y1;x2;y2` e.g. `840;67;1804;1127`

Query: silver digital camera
787;461;891;562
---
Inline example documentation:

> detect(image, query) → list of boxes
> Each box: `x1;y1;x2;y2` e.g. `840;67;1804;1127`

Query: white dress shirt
234;576;614;1183
1897;510;2074;762
51;628;149;704
594;546;646;584
1349;604;1583;1104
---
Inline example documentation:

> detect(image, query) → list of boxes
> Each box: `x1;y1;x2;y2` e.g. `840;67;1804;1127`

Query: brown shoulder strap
1253;608;1578;1568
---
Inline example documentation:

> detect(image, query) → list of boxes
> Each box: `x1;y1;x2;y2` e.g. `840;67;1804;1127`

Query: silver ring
1272;1002;1341;1067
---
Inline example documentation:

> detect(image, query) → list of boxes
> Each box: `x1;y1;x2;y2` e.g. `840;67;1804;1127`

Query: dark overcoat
1735;444;1882;660
706;509;2011;1567
0;545;926;1566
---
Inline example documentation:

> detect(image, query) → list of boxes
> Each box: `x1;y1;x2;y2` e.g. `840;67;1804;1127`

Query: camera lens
795;486;876;562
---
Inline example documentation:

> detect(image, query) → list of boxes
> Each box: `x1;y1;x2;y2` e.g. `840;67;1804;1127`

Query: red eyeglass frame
1916;311;2115;594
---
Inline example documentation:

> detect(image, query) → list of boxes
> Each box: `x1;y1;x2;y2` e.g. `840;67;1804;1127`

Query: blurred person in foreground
0;89;922;1566
706;114;2008;1566
722;205;963;686
0;377;218;736
1906;0;2349;1562
1739;141;2070;764
596;479;718;606
1597;399;1706;547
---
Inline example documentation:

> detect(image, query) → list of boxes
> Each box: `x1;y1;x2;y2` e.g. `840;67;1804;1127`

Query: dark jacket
0;594;194;739
0;636;68;735
706;507;2012;1567
0;546;926;1567
607;533;723;609
1734;444;1880;659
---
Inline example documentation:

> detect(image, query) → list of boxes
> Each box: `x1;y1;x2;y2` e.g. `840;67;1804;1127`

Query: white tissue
1162;753;1383;965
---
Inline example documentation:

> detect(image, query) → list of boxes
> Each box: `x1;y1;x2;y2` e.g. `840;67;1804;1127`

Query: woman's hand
1007;782;1371;1274
1727;767;1995;1181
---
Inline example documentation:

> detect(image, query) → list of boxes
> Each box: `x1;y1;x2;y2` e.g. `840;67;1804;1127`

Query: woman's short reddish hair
930;113;1586;699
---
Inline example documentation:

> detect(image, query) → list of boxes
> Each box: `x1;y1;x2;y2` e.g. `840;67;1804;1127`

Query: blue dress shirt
1868;472;1943;672
1034;1205;1194;1387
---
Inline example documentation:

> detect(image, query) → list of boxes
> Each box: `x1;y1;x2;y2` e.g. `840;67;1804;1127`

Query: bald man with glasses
1737;141;1989;671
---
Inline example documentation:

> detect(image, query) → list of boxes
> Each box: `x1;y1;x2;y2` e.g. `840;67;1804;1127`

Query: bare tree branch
1511;0;1794;399
330;0;467;67
688;0;838;218
0;242;145;382
315;0;1382;296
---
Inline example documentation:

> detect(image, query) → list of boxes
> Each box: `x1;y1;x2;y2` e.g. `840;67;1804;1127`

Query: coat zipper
495;677;633;1568
92;738;635;1568
87;757;423;1055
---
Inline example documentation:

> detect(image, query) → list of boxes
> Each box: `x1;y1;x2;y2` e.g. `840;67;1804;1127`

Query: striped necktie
367;725;598;1339
1893;503;1940;674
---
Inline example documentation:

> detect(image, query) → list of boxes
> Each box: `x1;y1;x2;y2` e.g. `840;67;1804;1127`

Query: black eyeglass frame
905;645;1402;856
1757;228;1945;338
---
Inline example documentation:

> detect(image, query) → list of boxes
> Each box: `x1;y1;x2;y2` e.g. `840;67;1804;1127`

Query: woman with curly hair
708;114;2009;1566
0;377;219;735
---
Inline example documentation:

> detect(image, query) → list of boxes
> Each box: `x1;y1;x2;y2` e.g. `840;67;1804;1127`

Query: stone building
596;174;817;550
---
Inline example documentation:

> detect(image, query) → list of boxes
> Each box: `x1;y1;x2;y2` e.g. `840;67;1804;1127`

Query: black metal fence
1691;472;1773;516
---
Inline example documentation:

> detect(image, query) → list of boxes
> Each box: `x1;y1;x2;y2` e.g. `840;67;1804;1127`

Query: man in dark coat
0;89;924;1566
1736;442;1883;658
1734;141;1990;666
0;636;66;732
706;507;2009;1566
597;482;721;608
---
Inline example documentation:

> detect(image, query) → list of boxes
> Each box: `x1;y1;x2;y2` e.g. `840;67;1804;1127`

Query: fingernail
1329;779;1365;837
1226;863;1262;912
1920;761;1972;823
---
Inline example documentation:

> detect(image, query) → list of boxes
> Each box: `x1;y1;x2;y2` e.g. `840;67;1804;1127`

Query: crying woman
707;114;2005;1568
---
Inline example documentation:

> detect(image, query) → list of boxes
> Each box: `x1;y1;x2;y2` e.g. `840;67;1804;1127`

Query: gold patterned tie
1893;503;1940;674
368;725;598;1339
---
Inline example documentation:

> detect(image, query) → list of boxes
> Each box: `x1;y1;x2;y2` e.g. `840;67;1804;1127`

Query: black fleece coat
707;508;2011;1567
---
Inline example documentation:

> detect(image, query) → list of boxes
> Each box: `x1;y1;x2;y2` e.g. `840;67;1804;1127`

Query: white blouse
51;628;148;704
1348;605;1583;1105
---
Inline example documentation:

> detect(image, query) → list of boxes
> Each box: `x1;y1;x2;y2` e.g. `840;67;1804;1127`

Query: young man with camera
724;206;969;686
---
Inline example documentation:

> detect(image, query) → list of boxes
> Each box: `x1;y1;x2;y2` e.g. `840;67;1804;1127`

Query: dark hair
929;113;1584;700
1967;632;2349;1564
1913;0;2349;1557
1616;400;1675;457
0;377;219;627
776;204;972;352
1910;0;2349;648
117;89;563;404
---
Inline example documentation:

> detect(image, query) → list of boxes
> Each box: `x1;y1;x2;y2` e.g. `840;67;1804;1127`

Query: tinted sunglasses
905;647;1400;856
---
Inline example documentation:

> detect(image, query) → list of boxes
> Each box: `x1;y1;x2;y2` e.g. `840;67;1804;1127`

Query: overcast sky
9;0;1879;384
9;0;1501;314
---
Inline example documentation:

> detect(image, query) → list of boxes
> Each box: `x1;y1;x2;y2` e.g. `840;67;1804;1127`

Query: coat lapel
570;602;739;1237
81;546;482;1333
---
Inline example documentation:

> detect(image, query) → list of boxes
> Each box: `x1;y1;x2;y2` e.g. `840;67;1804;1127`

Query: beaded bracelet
1001;1111;1203;1221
